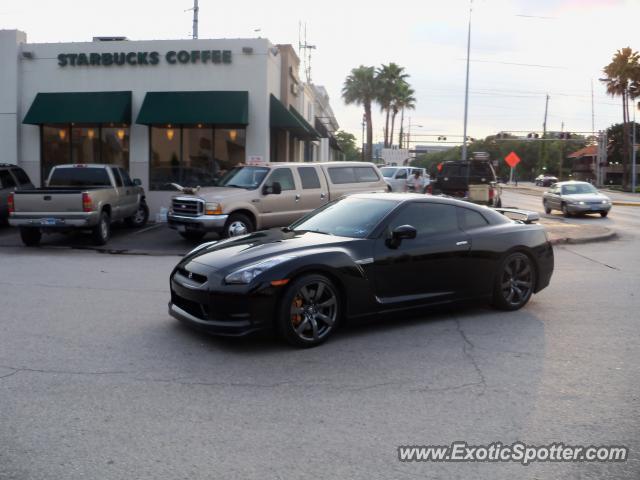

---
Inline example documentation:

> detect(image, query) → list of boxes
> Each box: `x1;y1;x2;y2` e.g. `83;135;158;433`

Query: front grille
587;201;604;206
172;292;208;320
172;197;203;217
177;267;207;284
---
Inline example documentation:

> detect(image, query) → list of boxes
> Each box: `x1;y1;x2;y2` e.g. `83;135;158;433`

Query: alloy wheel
289;280;338;342
227;221;248;237
500;254;533;308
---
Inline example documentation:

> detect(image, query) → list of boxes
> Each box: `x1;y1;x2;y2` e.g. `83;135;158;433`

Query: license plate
591;206;600;211
40;218;57;226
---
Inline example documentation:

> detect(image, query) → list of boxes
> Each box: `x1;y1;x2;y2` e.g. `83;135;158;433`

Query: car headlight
186;240;218;256
225;255;297;284
205;202;223;215
601;199;609;204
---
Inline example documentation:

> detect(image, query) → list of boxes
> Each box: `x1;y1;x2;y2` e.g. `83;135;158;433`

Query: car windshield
380;167;396;178
216;166;270;189
562;183;597;195
291;197;398;238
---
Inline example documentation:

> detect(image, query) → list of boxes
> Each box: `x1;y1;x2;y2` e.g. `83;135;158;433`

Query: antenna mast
298;22;316;83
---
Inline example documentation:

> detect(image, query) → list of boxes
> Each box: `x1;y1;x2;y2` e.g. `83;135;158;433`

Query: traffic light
496;132;506;139
437;136;447;141
527;133;539;139
558;132;571;140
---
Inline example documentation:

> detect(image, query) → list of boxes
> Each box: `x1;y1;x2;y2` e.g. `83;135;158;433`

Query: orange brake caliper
292;296;304;327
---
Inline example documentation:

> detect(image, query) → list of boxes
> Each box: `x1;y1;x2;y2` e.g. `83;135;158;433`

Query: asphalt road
1;190;639;479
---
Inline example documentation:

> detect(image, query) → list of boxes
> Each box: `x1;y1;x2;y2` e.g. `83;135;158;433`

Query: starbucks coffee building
0;30;340;214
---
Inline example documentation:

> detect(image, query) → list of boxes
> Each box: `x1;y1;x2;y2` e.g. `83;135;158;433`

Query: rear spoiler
494;207;540;224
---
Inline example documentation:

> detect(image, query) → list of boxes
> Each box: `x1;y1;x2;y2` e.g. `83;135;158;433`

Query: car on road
542;181;611;217
428;160;502;207
167;162;387;241
169;193;554;347
1;164;34;223
380;166;430;193
535;174;559;187
9;164;149;246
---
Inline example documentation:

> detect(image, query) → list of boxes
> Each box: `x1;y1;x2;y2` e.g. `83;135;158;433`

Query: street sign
505;151;521;168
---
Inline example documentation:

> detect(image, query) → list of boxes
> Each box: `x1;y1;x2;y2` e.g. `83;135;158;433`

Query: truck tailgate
13;191;83;214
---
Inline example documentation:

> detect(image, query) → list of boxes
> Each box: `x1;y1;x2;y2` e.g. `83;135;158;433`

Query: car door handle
295;194;301;201
320;193;326;199
456;240;468;246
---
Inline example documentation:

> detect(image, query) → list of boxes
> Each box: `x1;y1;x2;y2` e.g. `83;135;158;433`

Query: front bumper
167;212;229;233
566;203;611;214
9;212;99;228
169;266;278;336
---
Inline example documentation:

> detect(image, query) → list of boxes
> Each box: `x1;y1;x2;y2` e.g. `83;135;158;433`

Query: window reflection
101;126;129;169
71;126;100;164
42;125;70;182
150;126;246;191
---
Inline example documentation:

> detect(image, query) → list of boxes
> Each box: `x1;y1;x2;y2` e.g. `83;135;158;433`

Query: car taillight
488;187;495;200
7;192;14;214
82;193;93;212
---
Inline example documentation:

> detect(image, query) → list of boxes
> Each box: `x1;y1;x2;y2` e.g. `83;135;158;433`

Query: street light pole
461;0;472;163
632;97;637;193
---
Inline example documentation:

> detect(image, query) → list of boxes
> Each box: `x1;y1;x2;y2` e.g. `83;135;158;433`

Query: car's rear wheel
492;252;535;311
179;231;206;242
543;201;551;214
91;211;111;245
277;274;340;348
223;213;253;238
600;211;609;218
20;227;41;247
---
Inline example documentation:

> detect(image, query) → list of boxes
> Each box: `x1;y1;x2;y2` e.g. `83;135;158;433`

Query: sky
2;0;638;148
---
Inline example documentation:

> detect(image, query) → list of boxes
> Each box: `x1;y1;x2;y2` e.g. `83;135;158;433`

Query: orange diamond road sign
505;151;521;168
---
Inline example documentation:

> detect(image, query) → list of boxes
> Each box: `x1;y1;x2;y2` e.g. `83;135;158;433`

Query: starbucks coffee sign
57;50;232;67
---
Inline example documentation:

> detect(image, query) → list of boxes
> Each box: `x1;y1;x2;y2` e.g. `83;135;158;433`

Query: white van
167;162;388;240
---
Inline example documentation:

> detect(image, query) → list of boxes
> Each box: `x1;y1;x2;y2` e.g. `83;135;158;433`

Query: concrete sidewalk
502;183;640;207
538;217;616;245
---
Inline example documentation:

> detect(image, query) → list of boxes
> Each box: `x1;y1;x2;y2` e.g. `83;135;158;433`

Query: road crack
559;246;620;270
454;318;487;396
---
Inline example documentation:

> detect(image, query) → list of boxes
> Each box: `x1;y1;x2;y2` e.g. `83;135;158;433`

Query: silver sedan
542;181;612;217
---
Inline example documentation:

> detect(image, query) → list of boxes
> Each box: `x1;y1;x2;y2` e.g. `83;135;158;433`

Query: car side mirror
387;224;417;248
262;182;282;195
133;178;142;186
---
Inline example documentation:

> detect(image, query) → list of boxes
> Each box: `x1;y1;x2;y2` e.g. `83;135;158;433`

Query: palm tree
376;63;409;147
342;66;377;161
390;82;416;149
601;47;640;187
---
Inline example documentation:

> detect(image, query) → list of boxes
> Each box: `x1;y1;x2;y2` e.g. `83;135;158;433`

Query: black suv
429;160;502;207
0;164;34;223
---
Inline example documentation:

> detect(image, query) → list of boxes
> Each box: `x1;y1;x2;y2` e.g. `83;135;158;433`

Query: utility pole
461;0;472;164
187;0;199;39
539;93;549;173
591;79;595;135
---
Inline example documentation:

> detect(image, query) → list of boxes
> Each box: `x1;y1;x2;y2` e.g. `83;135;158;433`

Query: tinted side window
0;170;16;189
389;203;459;236
355;166;380;182
119;169;134;187
112;168;123;187
11;168;31;185
395;169;408;179
459;207;489;230
266;168;295;191
298;166;321;189
470;162;493;176
328;167;356;184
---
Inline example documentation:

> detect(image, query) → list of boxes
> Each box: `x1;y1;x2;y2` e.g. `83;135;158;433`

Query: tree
606;122;640;166
601;47;640;188
334;130;361;162
375;63;409;147
391;82;416;149
342;66;377;161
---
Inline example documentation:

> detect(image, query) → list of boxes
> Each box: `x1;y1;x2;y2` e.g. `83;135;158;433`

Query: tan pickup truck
168;161;388;240
9;164;148;246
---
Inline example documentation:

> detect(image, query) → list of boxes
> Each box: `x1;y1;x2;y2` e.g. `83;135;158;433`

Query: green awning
136;91;249;125
23;91;131;125
270;95;319;140
289;106;321;140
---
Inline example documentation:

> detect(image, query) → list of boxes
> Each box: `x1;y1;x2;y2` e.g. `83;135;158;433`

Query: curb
612;201;640;207
549;230;617;245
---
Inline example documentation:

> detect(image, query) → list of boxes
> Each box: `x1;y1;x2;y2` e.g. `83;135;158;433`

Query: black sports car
169;194;554;347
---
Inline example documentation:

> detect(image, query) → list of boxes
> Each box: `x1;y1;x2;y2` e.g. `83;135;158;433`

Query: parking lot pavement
0;222;205;256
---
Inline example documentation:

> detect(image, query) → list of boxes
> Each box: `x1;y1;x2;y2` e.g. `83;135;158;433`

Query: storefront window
101;126;130;169
150;126;246;190
71;126;100;164
42;125;70;182
41;124;130;183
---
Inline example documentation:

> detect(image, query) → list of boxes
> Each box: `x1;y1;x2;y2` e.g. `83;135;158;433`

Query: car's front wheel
223;213;254;238
561;203;571;217
125;202;149;228
492;252;535;311
600;211;609;218
543;201;551;214
277;274;340;347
